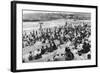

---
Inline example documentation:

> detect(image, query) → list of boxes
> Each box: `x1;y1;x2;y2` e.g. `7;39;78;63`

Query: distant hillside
23;12;91;22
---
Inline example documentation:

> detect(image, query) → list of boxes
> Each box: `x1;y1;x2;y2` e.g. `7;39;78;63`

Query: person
65;47;74;60
34;49;42;60
78;41;90;54
28;51;33;61
40;46;46;55
87;54;91;59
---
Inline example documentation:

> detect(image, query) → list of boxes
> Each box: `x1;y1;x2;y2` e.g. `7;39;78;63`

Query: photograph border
11;1;98;72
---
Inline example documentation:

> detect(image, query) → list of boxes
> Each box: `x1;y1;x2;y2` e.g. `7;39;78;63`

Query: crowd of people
22;21;91;63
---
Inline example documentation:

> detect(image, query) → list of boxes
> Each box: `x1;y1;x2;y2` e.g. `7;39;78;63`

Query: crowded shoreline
22;19;91;63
